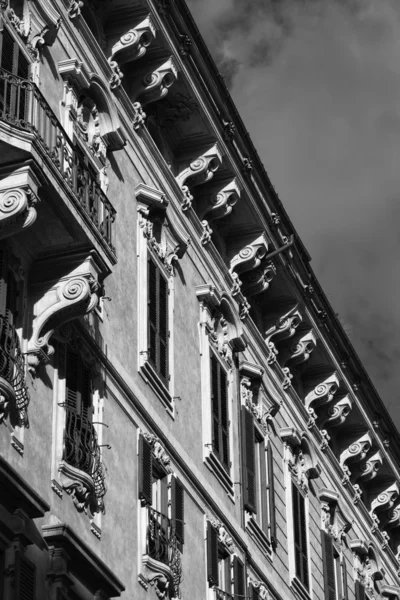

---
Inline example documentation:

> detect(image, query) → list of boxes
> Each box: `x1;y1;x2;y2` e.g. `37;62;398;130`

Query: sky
185;0;400;429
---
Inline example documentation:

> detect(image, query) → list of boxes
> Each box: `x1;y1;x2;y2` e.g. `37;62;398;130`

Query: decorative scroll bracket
198;178;241;222
136;58;178;106
0;164;42;239
109;15;156;68
176;144;222;211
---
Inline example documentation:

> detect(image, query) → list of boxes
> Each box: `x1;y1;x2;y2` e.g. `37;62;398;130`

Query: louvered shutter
15;551;36;600
321;530;336;600
6;269;17;324
233;556;245;600
266;442;276;545
342;558;349;600
65;348;80;410
293;482;309;589
355;581;366;600
241;406;256;513
211;353;220;456
0;27;16;73
207;521;219;587
139;433;153;506
171;476;185;549
220;366;229;469
148;258;158;366
158;270;168;381
81;364;92;421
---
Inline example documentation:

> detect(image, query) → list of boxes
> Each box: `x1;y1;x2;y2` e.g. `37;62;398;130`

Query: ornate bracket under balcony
198;178;241;223
0;164;41;240
241;261;276;297
142;432;172;474
353;450;383;484
304;370;340;412
59;460;103;517
108;16;156;68
370;482;400;518
28;0;61;57
135;58;178;106
176;144;222;211
229;233;269;283
319;394;353;432
278;326;317;370
340;431;373;481
207;517;235;553
27;255;102;373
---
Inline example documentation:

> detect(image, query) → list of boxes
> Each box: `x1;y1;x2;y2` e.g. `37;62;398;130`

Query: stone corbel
58;58;91;92
370;482;400;518
58;462;99;517
278;326;317;370
353;450;383;484
0;165;40;239
264;299;303;364
135;58;178;106
241;261;276;297
176;144;222;211
319;394;353;431
108;16;156;68
27;254;102;373
136;183;169;217
304;370;340;412
229;233;269;281
29;0;61;50
198;178;241;222
340;431;373;481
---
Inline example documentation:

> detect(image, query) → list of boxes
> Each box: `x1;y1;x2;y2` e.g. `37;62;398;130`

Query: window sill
205;452;234;499
245;515;272;559
291;576;311;600
139;354;174;417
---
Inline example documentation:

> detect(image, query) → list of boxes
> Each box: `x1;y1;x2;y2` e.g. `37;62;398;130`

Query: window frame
291;480;310;592
210;349;230;472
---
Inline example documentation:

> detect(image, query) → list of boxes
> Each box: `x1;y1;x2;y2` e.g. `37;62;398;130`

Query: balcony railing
0;67;116;252
147;507;170;565
63;407;106;507
215;589;233;600
0;315;29;427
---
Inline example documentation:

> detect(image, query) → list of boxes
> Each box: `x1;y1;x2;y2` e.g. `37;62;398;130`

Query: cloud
186;0;400;428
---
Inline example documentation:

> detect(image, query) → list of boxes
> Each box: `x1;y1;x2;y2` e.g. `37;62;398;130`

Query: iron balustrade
147;506;171;565
215;589;233;600
63;407;107;508
0;67;116;252
0;315;29;426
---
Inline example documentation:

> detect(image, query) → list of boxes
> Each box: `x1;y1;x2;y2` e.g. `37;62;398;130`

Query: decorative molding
280;429;321;491
108;15;156;68
133;102;147;130
340;431;374;479
176;144;222;210
0;186;38;239
142;555;173;600
200;220;213;246
68;0;84;20
27;255;102;373
318;488;352;541
304;370;340;411
207;517;235;553
51;479;63;498
249;579;271;600
136;58;178;106
58;461;103;517
142;432;173;474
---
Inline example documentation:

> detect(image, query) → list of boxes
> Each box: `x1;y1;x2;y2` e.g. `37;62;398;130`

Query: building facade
1;1;400;599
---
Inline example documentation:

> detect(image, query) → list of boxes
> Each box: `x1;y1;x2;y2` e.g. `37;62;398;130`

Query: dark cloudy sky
186;0;400;429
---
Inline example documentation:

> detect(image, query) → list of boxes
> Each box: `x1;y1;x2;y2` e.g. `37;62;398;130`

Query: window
321;530;348;600
292;481;309;590
206;522;245;599
14;550;36;600
241;407;276;549
148;256;169;385
0;25;29;77
138;433;184;596
211;352;229;471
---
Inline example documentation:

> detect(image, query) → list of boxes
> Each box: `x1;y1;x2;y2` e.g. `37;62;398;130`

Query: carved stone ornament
27;0;61;59
0;186;38;239
136;58;178;106
239;365;271;435
278;326;317;370
108;15;156;68
319;394;353;432
142;432;172;474
304;370;340;412
318;488;352;542
68;0;84;20
133;102;147;130
264;299;303;364
176;144;223;211
370;482;400;518
198;178;241;223
350;540;383;590
5;6;30;39
200;220;213;246
249;579;271;600
27;255;101;373
241;261;276;297
208;518;235;553
109;60;124;90
59;461;101;517
339;431;373;475
229;233;269;280
353;450;383;484
280;428;321;491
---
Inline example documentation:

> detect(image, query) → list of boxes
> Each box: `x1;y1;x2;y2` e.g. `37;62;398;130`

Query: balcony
0;315;29;427
59;406;106;515
0;67;116;260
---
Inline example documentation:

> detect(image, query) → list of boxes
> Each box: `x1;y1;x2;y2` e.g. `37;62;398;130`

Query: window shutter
321;530;336;600
206;521;219;587
211;353;220;456
0;28;16;73
148;258;158;366
342;558;349;600
5;269;17;324
292;482;308;589
266;442;276;544
158;270;168;381
355;581;366;600
0;248;8;317
171;476;185;548
138;433;153;506
241;406;256;513
81;364;92;421
219;366;229;469
65;348;80;411
15;552;36;600
233;556;245;600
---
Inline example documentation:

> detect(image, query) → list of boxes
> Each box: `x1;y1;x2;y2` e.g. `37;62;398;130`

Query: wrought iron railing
0;67;116;252
63;407;106;508
0;315;29;426
147;507;170;565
